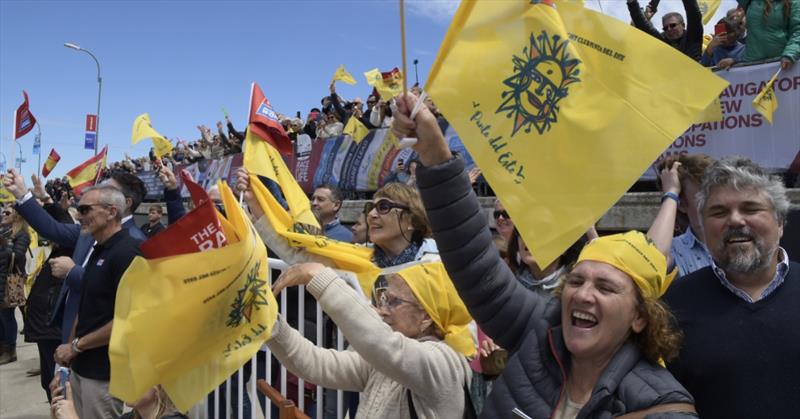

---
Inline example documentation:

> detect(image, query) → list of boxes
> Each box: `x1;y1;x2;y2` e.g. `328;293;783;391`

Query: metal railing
190;258;347;419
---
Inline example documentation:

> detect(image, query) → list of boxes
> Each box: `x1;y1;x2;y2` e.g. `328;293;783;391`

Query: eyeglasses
76;203;110;215
663;22;680;30
364;199;409;215
377;293;417;310
493;210;510;220
2;211;11;216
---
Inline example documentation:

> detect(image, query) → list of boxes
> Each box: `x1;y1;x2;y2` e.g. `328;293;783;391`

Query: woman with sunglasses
266;261;474;419
391;94;696;418
0;207;31;365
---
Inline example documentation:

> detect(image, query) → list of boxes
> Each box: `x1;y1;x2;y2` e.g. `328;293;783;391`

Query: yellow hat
392;262;476;358
576;231;676;300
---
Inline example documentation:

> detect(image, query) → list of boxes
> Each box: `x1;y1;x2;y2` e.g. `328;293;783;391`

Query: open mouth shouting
572;310;598;329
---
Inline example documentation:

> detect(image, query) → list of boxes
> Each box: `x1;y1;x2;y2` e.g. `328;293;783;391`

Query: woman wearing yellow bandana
266;261;474;419
392;93;697;418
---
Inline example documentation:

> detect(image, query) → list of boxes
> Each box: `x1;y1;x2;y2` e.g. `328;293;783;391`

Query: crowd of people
0;1;798;419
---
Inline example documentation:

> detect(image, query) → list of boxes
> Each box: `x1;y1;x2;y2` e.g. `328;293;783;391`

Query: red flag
139;171;227;259
66;146;108;195
42;149;61;178
14;91;37;140
248;82;292;155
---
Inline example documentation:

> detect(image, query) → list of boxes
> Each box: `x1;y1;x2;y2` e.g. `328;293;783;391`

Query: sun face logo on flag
256;100;279;121
226;260;270;327
495;31;581;136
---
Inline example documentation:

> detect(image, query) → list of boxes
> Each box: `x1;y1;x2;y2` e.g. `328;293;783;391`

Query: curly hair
631;290;684;364
374;182;431;241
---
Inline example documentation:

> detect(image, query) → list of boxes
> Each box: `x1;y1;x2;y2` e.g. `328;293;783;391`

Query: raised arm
646;161;681;263
683;0;704;43
628;0;664;40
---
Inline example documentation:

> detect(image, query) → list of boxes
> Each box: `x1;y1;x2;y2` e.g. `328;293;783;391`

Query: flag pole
11;110;17;173
400;0;409;95
36;123;42;175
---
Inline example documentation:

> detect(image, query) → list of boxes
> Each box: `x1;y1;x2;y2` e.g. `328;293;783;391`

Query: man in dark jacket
627;0;704;61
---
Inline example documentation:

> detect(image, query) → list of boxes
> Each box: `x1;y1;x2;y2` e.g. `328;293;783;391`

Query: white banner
644;61;800;179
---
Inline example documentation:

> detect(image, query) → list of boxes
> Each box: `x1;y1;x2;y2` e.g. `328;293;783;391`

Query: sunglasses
663;22;680;30
77;203;110;215
364;199;409;215
493;210;510;220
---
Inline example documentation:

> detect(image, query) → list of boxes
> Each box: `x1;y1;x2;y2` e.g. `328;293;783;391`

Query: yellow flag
426;0;728;266
364;68;404;100
343;115;370;143
0;187;15;203
752;69;780;124
696;97;723;123
250;174;381;295
244;128;320;229
699;0;722;25
332;64;357;85
132;113;174;158
109;181;278;410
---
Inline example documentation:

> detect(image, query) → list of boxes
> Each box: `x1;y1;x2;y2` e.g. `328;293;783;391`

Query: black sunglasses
493;210;510;220
77;203;110;215
364;199;409;215
663;22;680;30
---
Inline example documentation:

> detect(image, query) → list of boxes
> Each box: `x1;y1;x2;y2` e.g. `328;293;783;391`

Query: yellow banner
132;113;174;158
426;0;728;266
343;115;369;143
332;64;357;85
250;174;381;295
752;69;780;124
109;181;277;410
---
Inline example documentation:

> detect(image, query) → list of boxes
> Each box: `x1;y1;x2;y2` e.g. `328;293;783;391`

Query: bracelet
661;191;680;205
71;337;83;354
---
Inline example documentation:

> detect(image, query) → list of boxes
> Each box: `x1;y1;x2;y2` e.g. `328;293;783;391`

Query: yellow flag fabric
131;113;174;158
244;128;320;229
343;115;370;143
386;262;475;357
699;0;722;25
0;187;15;203
250;174;381;295
426;0;728;266
332;64;357;85
364;68;404;100
697;97;723;123
109;181;278;410
752;69;780;124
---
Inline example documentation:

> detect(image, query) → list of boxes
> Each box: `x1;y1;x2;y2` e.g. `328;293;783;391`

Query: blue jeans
0;308;17;346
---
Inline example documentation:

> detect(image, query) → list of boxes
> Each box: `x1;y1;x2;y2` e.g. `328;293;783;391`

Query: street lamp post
64;42;102;156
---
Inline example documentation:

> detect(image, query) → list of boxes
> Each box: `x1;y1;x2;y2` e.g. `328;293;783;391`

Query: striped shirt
670;227;713;278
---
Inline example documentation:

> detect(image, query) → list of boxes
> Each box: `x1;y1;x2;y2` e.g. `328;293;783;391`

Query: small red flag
42;149;61;178
14;91;37;140
139;171;227;259
248;82;292;155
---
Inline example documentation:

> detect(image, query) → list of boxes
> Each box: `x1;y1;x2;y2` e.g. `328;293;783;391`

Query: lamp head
64;43;82;51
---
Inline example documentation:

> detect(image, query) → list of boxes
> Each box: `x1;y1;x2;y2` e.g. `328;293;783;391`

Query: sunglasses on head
493;210;510;220
364;199;409;215
77;203;109;215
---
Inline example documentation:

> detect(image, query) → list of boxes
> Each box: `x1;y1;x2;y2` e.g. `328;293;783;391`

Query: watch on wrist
71;337;83;354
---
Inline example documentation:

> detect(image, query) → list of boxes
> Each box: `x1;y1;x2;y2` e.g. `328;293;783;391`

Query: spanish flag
244;83;319;229
109;181;278;411
343;114;370;143
332;64;357;85
426;0;728;266
752;69;780;124
132;113;174;158
42;149;61;178
66;146;107;195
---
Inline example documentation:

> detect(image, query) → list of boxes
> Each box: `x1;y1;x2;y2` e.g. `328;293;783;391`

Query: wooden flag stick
400;0;409;95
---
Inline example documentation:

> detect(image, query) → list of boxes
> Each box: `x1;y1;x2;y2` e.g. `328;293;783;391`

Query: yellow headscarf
389;262;476;358
576;231;677;300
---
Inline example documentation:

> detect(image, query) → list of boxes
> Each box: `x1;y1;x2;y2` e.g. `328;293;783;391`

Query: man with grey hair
52;185;142;419
664;157;799;418
626;0;704;61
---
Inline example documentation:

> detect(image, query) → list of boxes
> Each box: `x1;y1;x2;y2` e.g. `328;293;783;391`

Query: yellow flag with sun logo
426;0;728;266
109;181;277;411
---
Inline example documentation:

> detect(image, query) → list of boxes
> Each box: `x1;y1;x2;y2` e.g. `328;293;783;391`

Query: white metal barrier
189;258;348;419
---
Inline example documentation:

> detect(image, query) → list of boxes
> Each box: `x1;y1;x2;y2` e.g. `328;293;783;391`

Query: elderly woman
267;261;473;418
391;94;696;417
0;206;31;365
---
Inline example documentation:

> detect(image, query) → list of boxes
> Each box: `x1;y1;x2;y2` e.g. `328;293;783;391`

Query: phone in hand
714;23;727;36
58;366;70;393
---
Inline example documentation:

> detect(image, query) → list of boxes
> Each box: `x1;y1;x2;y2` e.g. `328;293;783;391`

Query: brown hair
655;154;714;191
374;183;431;241
631;291;684;364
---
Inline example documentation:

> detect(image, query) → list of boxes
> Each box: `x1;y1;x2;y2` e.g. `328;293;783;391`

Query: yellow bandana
576;231;677;299
390;262;476;358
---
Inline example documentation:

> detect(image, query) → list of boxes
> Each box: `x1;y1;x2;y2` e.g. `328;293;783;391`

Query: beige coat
267;268;472;419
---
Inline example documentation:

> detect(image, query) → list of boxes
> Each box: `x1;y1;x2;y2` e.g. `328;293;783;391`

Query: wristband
661;191;680;205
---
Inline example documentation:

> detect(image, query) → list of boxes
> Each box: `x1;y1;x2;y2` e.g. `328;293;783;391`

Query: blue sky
1;0;736;179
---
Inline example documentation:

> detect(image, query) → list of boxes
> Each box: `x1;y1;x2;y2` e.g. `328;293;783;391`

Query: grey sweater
416;156;695;419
